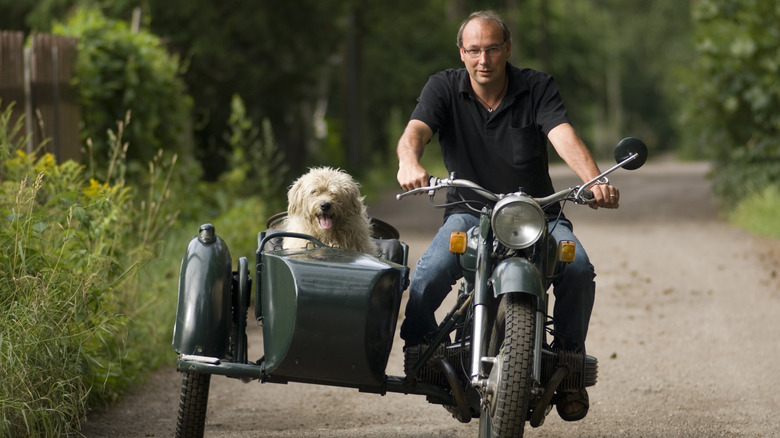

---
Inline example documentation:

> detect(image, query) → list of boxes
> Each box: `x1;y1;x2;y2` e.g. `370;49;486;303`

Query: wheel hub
480;351;503;416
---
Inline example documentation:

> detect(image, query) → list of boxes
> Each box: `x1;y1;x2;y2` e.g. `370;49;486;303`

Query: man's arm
548;122;620;209
397;119;434;191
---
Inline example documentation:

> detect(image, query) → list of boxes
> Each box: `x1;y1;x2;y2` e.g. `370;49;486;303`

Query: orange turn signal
557;240;576;263
449;231;468;254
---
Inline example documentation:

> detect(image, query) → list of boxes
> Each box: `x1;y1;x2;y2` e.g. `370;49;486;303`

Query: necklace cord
474;76;508;112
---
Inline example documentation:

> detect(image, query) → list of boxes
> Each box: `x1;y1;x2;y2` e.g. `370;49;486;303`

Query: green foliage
505;0;692;157
0;102;178;436
13;1;697;179
359;0;458;168
0;100;30;170
53;7;192;180
207;95;289;260
144;0;349;178
220;95;288;213
730;185;780;239
685;0;780;201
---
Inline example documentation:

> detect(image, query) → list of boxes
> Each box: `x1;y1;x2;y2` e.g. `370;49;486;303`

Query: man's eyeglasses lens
463;44;504;58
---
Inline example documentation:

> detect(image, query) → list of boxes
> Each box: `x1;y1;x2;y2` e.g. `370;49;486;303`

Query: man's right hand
396;120;435;191
397;162;430;192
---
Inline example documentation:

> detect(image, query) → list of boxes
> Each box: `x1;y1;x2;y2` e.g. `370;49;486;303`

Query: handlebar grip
579;188;595;204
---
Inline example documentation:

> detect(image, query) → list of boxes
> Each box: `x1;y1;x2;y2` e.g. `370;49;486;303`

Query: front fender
489;257;545;301
172;224;232;358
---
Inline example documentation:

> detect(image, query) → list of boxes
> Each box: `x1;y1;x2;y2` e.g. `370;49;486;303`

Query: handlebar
396;175;594;208
396;140;645;208
395;176;499;202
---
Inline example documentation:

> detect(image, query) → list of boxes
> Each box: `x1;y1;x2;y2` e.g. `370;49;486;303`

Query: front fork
469;215;548;390
469;214;493;386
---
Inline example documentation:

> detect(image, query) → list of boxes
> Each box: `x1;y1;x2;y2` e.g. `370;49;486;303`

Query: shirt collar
458;62;529;102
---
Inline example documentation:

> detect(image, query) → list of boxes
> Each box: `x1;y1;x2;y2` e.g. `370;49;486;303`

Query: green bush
686;0;780;202
729;185;780;239
0;101;178;436
53;7;192;180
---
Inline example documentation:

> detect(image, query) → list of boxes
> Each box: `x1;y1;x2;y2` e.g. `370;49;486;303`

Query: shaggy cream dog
282;167;376;253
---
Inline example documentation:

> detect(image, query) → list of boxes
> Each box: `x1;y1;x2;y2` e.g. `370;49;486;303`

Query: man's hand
588;183;620;209
397;120;434;192
397;162;430;192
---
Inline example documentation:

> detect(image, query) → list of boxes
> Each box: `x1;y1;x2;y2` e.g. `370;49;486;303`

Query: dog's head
287;167;366;232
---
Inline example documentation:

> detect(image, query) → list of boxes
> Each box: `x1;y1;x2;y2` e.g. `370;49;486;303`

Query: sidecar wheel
478;293;535;438
176;371;211;438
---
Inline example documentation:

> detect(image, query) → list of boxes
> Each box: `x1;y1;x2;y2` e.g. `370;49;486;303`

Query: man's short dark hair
456;10;512;48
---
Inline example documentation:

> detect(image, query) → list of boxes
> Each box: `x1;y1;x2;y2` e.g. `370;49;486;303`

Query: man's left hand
589;184;619;209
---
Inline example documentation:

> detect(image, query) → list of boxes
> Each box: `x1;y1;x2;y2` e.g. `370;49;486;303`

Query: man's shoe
556;388;589;422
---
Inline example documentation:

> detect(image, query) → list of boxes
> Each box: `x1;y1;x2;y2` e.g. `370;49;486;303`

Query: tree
145;0;349;179
685;0;780;200
504;0;691;156
9;0;695;181
53;7;192;180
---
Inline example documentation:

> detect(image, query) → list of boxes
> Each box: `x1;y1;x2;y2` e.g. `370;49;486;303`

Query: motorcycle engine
404;342;467;387
541;348;598;391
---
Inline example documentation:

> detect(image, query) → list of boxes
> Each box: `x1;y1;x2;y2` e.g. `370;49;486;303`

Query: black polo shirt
410;63;570;219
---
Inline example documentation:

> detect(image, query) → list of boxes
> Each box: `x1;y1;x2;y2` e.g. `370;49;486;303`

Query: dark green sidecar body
173;222;409;391
258;244;407;387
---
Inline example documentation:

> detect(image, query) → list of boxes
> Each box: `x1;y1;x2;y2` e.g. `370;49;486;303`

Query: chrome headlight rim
490;196;546;249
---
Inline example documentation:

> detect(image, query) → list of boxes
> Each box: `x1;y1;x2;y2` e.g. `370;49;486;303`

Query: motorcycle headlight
491;196;546;249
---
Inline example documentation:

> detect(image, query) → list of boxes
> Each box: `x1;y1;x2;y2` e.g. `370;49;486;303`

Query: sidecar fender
490;257;545;301
172;224;232;358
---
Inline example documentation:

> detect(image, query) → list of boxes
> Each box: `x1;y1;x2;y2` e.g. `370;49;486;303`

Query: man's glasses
462;43;505;59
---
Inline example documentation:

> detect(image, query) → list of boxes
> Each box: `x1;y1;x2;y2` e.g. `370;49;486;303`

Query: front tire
176;371;211;438
478;293;536;438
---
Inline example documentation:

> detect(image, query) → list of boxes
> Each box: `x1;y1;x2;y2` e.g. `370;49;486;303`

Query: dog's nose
320;202;331;212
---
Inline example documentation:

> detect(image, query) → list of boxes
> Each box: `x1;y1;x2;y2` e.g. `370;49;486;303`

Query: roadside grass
0;102;181;436
729;185;780;239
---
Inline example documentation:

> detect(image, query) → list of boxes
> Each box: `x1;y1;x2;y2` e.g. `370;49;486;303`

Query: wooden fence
0;31;81;163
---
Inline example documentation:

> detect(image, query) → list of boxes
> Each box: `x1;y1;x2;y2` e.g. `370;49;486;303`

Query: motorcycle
172;138;647;438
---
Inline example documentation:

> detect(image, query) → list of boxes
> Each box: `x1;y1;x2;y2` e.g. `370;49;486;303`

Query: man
396;10;620;422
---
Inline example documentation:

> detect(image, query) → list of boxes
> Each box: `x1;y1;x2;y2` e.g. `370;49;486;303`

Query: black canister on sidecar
172;224;233;358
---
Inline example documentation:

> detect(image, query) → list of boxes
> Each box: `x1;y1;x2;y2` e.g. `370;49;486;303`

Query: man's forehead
461;19;504;45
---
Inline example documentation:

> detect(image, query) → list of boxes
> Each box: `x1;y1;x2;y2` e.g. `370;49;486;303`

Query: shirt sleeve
409;71;453;135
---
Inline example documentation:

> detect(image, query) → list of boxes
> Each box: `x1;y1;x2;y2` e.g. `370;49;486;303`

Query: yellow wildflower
83;178;109;198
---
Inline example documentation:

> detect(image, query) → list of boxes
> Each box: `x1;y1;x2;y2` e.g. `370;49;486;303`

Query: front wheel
176;371;211;438
478;293;536;438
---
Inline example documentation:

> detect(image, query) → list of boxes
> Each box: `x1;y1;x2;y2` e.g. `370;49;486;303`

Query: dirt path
81;160;780;438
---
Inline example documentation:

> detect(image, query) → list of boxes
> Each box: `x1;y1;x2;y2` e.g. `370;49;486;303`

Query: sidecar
172;218;411;392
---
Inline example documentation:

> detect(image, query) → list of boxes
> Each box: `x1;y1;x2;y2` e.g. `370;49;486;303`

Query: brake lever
396;176;444;200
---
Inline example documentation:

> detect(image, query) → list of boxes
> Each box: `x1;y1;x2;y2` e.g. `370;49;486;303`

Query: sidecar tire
478;293;535;438
176;371;211;438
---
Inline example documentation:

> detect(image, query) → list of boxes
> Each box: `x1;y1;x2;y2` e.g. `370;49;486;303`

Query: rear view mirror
614;137;648;170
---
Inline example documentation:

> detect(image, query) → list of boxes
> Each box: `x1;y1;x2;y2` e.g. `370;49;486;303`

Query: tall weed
0;102;178;436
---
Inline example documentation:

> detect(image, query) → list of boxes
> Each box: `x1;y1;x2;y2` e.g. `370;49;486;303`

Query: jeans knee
570;257;595;282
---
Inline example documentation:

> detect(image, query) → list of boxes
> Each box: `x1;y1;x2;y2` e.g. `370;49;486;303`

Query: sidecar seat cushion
374;238;407;266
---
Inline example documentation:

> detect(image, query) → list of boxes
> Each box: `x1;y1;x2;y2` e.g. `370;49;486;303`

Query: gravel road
81;159;780;438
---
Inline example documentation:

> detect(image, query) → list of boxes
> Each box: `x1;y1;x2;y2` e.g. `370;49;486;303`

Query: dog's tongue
319;216;333;230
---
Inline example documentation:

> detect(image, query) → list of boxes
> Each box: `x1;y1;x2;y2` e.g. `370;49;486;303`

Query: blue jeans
400;213;595;351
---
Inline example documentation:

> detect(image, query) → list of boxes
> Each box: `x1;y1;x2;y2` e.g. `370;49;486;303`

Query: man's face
459;18;511;88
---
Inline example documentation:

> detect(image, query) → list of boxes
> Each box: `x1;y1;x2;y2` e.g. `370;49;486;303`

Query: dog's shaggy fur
282;167;376;253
